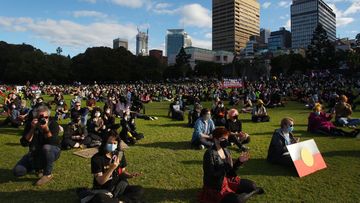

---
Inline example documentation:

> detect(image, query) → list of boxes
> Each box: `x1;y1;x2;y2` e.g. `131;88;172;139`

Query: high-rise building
212;0;260;53
291;0;336;49
260;28;271;44
166;29;192;65
136;29;149;56
268;27;292;51
113;38;128;50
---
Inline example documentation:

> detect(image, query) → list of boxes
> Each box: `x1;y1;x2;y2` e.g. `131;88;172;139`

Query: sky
0;0;359;57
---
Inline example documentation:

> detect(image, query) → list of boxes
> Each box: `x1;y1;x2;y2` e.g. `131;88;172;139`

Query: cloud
153;3;211;29
328;3;355;27
278;1;291;8
0;16;138;53
262;2;271;9
284;19;291;30
343;1;360;16
73;10;108;18
110;0;151;8
191;37;212;50
79;0;97;3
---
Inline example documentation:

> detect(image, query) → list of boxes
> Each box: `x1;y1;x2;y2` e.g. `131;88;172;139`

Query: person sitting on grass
225;109;250;152
334;95;360;128
1;102;22;128
308;103;360;138
251;99;270;122
168;97;185;121
212;101;227;126
62;115;101;150
103;107;120;131
54;100;69;121
240;97;253;114
13;105;61;186
120;109;144;145
71;101;89;126
78;131;144;203
87;107;107;142
188;103;203;128
199;128;264;203
191;108;215;149
267;117;299;167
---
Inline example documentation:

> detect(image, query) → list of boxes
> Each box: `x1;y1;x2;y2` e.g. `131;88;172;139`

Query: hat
257;99;264;105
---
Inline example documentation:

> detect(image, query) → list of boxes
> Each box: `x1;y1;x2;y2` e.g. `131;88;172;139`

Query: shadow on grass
144;187;198;203
0;168;37;184
322;150;360;158
146;122;189;128
0;127;22;136
136;141;191;150
238;158;297;177
180;158;297;177
0;189;77;203
4;142;21;146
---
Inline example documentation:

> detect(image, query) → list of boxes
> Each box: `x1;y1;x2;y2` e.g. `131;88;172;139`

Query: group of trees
0;25;359;84
0;41;166;84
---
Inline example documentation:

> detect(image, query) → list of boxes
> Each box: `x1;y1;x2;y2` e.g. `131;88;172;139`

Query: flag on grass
287;139;327;178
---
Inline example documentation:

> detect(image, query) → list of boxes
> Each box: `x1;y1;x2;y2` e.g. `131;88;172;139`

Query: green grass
0;97;360;203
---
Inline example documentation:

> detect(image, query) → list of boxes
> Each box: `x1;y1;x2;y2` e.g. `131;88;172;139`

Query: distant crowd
1;72;360;203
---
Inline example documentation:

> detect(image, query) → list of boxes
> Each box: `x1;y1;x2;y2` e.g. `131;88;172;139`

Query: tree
306;23;336;70
56;47;63;55
175;47;191;77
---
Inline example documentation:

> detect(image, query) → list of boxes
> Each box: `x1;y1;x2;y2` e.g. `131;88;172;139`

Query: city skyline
0;0;359;57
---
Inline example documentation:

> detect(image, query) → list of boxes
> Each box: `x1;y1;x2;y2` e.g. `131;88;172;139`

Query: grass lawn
0;97;359;203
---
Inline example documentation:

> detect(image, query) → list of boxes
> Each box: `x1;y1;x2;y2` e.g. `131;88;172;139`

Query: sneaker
348;125;357;129
199;145;205;150
153;117;159;120
35;174;53;186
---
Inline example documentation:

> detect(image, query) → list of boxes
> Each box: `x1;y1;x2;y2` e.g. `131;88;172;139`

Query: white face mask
106;110;111;114
95;112;101;117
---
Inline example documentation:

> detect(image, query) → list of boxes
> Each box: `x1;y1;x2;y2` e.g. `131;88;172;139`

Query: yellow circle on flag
301;148;314;167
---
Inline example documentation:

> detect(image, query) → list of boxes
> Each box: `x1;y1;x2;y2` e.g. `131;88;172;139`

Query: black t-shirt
91;151;127;191
20;119;60;153
225;119;242;133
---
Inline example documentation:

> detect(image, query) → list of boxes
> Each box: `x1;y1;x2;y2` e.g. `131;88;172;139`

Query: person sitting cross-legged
77;131;144;203
62;115;101;149
225;109;250;152
199;128;264;203
191;108;215;149
251;99;270;122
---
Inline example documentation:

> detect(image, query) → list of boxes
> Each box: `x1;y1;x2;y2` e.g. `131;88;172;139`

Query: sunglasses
289;124;294;127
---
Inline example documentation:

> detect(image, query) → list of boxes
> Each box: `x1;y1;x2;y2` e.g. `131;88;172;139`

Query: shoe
348;125;357;129
240;145;250;152
35;174;53;186
80;144;87;149
199;145;205;150
153;117;159;120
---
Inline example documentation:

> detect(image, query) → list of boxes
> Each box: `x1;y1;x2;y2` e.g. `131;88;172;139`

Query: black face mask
233;116;238;120
219;140;229;148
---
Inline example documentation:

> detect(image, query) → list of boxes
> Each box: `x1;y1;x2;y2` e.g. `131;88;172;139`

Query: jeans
337;117;360;126
13;144;61;176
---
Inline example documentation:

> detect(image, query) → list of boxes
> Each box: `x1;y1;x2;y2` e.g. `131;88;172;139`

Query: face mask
219;140;229;148
95;112;101;117
315;111;321;116
106;110;111;114
12;105;16;109
204;114;211;121
106;143;117;152
288;126;294;133
233;116;238;120
60;102;64;105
